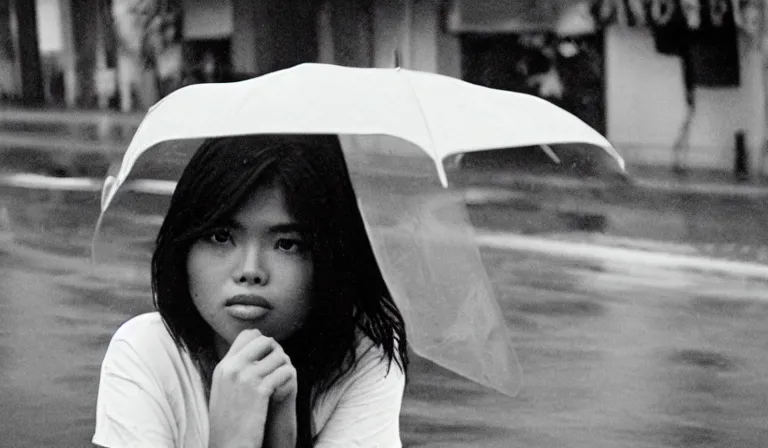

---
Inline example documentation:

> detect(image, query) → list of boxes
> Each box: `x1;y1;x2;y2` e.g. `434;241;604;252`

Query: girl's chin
223;322;269;342
212;321;289;351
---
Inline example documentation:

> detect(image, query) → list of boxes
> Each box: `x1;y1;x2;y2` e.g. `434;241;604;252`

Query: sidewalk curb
0;132;126;155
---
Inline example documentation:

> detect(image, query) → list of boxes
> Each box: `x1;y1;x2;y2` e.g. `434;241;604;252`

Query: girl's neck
213;334;229;361
194;345;219;404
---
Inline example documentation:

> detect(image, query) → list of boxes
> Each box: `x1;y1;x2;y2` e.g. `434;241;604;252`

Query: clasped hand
208;329;298;448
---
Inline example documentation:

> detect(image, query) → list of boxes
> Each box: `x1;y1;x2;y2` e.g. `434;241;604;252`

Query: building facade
3;0;767;174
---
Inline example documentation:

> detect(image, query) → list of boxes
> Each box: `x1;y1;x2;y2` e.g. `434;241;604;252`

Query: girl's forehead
231;183;297;225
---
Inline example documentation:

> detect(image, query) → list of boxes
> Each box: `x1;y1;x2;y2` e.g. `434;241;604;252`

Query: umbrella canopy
102;63;621;208
96;63;623;398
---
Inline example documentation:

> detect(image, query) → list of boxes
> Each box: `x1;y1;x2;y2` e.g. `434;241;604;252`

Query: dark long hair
151;134;408;446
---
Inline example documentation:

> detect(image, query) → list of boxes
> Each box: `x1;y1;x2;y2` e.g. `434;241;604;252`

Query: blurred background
1;0;768;447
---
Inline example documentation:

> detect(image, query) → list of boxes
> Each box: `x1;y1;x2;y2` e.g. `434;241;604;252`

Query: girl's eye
276;238;306;253
207;229;232;244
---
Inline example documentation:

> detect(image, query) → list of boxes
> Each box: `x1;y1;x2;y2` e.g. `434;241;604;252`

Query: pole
14;0;44;105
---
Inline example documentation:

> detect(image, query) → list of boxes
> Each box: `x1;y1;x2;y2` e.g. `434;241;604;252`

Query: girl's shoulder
311;332;405;440
112;312;170;344
352;328;403;369
352;331;384;364
321;331;404;399
353;331;404;383
97;312;208;444
102;312;202;389
107;312;181;363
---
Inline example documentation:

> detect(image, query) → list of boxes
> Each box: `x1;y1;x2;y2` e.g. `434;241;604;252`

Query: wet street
1;118;768;447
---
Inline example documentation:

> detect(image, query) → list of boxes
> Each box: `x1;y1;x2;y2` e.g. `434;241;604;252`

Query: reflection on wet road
404;248;768;447
1;183;767;447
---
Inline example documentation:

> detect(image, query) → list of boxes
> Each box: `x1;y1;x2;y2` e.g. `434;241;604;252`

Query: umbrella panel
339;135;522;397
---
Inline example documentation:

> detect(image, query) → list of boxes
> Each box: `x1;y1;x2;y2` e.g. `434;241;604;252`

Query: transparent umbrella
93;62;624;398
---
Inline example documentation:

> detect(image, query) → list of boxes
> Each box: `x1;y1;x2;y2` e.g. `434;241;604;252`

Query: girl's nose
233;243;268;285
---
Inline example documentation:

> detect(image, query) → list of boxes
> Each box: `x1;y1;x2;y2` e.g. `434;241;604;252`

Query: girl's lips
226;304;270;320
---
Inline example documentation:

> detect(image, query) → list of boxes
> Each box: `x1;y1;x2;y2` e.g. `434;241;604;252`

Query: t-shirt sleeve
92;328;178;447
313;345;406;448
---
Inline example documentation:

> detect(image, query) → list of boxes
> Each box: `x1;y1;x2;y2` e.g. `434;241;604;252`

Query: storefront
448;0;768;174
0;0;45;105
7;0;767;174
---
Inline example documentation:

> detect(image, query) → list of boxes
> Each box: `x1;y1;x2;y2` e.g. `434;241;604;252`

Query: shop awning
447;0;593;34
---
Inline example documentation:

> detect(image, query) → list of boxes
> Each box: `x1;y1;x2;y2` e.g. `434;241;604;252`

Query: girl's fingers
246;348;289;377
235;334;281;364
259;364;296;394
226;328;264;356
220;330;280;373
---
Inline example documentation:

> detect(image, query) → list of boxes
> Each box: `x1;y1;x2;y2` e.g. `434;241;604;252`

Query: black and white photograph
1;0;767;447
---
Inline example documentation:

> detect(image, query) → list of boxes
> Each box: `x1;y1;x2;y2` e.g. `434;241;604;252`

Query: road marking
476;232;768;279
121;179;176;194
0;173;175;194
0;173;103;191
463;187;527;204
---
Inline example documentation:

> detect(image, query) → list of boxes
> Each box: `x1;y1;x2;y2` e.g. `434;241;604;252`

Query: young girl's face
186;182;314;357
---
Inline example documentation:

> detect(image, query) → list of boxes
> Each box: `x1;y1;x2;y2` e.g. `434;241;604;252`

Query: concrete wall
231;0;264;74
36;0;63;53
372;0;404;69
606;27;765;173
0;0;20;98
371;0;460;77
182;0;233;39
408;0;439;72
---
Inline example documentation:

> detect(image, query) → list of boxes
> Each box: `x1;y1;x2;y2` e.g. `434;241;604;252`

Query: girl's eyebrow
268;223;309;234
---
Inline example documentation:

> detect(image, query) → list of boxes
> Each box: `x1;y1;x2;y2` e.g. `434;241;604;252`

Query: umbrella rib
399;70;448;187
540;144;561;164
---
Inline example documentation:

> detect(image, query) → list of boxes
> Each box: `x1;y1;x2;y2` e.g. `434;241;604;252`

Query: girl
93;134;409;447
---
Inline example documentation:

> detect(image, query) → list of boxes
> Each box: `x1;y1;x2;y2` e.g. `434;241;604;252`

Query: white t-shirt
93;312;405;448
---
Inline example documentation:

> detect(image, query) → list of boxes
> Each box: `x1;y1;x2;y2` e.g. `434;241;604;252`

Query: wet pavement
1;110;767;447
